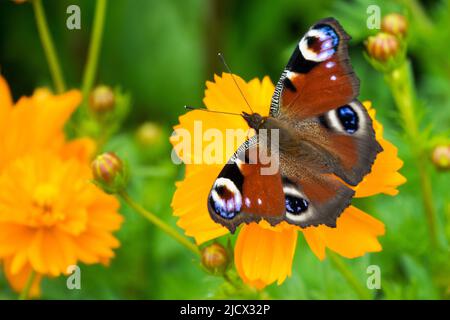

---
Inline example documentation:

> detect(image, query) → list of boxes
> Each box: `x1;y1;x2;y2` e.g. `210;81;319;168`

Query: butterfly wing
207;136;285;233
278;152;355;228
267;18;381;227
270;17;359;119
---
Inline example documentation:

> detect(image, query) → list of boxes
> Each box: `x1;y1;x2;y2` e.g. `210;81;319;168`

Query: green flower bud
91;152;128;194
432;145;450;171
136;122;164;147
89;85;115;114
382;13;408;38
201;243;229;274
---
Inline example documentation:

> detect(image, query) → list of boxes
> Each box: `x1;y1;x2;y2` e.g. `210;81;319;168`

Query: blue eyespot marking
209;178;242;219
298;23;340;64
315;25;339;47
285;195;309;215
337;105;359;134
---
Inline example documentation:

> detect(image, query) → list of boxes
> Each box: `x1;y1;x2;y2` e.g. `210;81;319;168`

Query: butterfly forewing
271;18;359;119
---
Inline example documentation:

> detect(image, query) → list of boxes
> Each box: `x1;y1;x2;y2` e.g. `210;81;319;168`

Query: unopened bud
201;243;229;274
136;122;164;146
89;85;115;113
366;32;400;62
92;152;128;194
382;13;408;38
432;145;450;171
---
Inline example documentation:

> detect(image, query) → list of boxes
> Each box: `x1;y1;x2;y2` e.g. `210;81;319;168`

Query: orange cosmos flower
170;73;406;289
0;76;123;297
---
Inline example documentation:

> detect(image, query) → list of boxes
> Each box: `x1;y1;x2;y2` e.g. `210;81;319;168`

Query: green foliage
0;0;449;300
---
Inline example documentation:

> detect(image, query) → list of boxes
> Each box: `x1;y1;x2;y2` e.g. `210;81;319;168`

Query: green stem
384;61;438;249
81;0;107;102
32;0;66;93
18;270;36;300
119;191;200;256
328;252;371;300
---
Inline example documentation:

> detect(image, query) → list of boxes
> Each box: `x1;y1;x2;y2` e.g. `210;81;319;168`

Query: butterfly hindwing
276;146;355;228
313;100;382;185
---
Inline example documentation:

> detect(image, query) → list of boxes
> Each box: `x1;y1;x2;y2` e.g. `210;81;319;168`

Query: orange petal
29;89;82;148
51;230;77;272
0;223;34;258
3;259;42;298
28;229;46;274
0;76;13;158
86;190;123;232
74;231;117;265
171;164;229;244
60;138;96;163
170;74;274;165
40;230;67;276
27;228;73;276
171;109;249;165
302;206;385;260
354;101;406;197
301;225;327;260
234;223;297;289
0;75;13;119
203;73;273;116
0;89;82;167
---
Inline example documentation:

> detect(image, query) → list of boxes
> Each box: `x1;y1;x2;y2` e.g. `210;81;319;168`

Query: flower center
30;183;64;227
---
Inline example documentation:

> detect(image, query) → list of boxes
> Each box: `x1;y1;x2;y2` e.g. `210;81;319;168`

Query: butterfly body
208;18;382;233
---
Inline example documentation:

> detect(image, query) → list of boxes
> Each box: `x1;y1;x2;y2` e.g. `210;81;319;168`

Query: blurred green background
0;0;449;299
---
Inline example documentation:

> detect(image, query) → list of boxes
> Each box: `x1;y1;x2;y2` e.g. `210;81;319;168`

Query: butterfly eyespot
209;178;242;219
337;105;359;133
285;194;309;215
283;183;310;221
299;25;339;62
306;36;317;48
315;25;339;47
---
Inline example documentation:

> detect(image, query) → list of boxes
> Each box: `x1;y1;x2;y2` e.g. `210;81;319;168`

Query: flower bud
382;13;408;38
201;243;229;274
432;145;450;171
92;152;128;194
366;32;400;62
11;0;27;4
89;85;115;113
136;122;164;146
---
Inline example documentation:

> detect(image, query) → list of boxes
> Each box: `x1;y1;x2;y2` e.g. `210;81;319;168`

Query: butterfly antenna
185;105;242;117
218;53;254;114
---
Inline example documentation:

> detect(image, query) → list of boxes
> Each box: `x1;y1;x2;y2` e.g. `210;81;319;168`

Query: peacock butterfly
207;18;382;233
